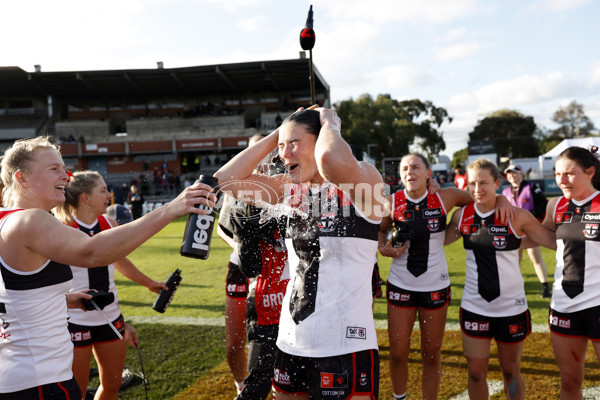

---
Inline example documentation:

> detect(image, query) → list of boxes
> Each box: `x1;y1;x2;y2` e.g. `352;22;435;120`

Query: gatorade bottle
152;269;183;313
180;175;219;259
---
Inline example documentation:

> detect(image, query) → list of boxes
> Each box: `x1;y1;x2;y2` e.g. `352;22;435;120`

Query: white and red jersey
277;182;380;358
551;191;600;313
388;190;450;291
459;203;527;317
247;230;290;326
0;209;75;392
68;215;121;326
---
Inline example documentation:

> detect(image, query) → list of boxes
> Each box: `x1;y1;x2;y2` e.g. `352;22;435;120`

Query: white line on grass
448;380;504;400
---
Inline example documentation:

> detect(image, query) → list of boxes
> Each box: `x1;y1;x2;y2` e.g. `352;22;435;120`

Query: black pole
309;49;315;105
299;5;316;106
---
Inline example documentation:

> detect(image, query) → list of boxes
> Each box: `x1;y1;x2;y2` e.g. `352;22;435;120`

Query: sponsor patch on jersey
555;212;573;224
346;326;367;339
423;207;442;218
427;218;440;231
318;215;337;232
584;223;599;239
583;212;600;222
493;235;507;249
0;317;9;330
489;225;508;235
403;211;414;221
461;224;480;235
515;298;526;306
320;372;348;388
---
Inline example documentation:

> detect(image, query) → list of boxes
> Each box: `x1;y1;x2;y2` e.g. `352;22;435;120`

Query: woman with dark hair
54;171;167;400
215;107;382;400
0;136;214;399
541;146;600;399
445;158;555;400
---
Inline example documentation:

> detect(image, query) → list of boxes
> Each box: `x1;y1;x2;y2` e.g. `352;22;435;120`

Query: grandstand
0;56;330;197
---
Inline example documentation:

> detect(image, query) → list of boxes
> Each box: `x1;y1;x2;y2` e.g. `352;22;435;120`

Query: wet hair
399;153;430;172
53;170;104;225
556;146;600;190
467;158;500;181
0;136;60;208
282;109;321;136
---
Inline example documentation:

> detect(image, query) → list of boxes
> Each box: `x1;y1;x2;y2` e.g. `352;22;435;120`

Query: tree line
334;95;597;170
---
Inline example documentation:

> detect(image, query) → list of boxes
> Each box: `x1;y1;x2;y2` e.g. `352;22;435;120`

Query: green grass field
109;215;568;399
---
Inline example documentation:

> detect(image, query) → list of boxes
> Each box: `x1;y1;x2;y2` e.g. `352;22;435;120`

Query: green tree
549;100;596;139
452;147;468;169
468;109;539;158
334;94;452;167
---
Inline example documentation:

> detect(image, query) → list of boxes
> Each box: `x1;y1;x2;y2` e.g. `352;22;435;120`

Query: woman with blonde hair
54;170;168;400
445;158;555;400
0;136;214;399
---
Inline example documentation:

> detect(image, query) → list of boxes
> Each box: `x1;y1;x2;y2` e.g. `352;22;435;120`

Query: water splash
256;200;310;223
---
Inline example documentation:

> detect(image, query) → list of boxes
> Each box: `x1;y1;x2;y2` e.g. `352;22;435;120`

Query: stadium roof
0;58;329;103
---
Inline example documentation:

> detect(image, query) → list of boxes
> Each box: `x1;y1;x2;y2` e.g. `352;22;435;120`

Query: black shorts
1;377;81;400
273;348;379;399
226;261;248;298
68;314;125;347
386;281;451;309
460;308;531;344
549;305;600;340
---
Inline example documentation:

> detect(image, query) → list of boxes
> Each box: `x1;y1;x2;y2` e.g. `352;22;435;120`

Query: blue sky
3;0;599;158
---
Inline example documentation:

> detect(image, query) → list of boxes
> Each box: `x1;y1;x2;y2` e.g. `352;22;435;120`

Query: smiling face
21;148;69;209
467;166;500;208
278;122;320;184
555;157;596;201
82;177;112;216
506;170;523;187
399;155;431;195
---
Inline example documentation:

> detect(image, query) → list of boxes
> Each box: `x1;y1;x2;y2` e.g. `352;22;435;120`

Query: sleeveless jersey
277;182;380;357
388;190;450;291
551;191;600;312
0;209;75;392
459;203;527;317
247;230;290;326
68;215;121;325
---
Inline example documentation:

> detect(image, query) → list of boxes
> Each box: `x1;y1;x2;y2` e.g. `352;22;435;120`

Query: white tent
539;137;600;176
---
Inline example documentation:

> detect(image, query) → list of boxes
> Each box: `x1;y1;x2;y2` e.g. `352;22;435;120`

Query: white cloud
367;65;432;92
312;0;481;24
439;27;468;44
530;0;592;12
588;61;600;87
445;92;477;113
435;43;481;62
474;72;578;112
238;15;268;32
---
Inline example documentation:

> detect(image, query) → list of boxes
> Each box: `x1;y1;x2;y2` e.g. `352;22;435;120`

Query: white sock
393;393;406;400
235;380;245;394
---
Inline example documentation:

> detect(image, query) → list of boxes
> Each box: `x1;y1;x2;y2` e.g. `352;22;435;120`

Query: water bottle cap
198;175;218;184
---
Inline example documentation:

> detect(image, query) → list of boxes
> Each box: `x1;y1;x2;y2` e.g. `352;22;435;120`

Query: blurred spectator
127;184;144;220
454;165;468;190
